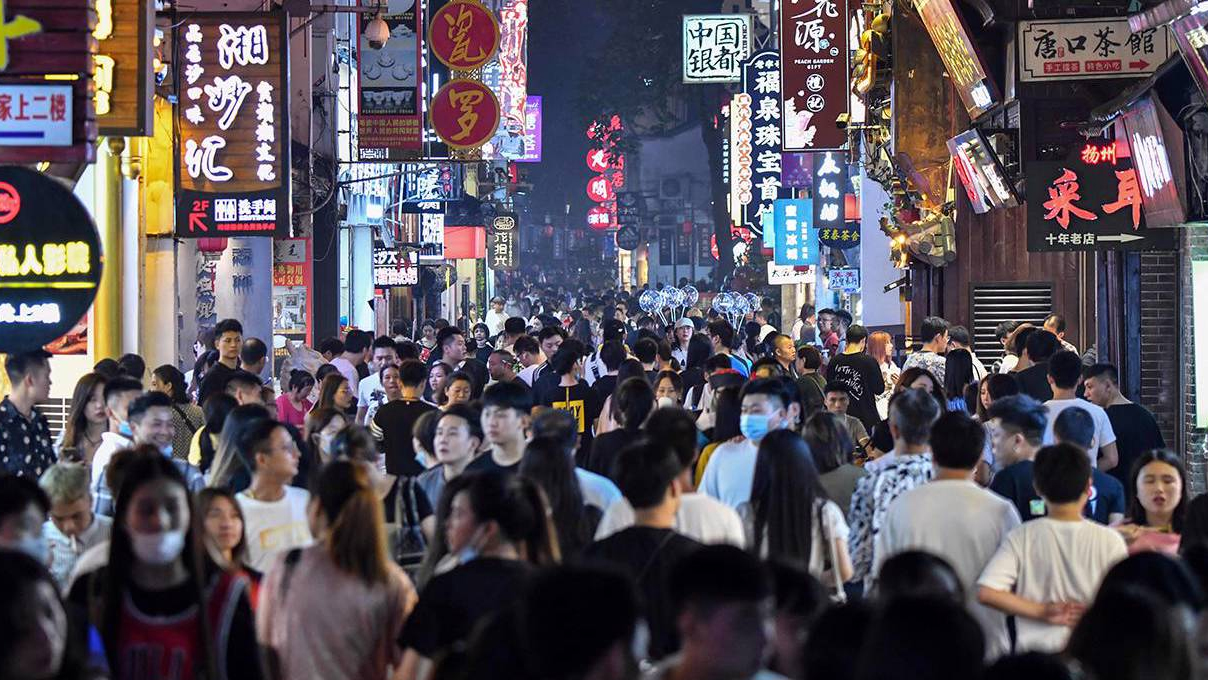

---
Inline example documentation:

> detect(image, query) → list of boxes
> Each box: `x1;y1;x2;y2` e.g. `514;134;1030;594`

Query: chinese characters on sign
828;267;860;292
739;50;789;236
359;0;422;155
1019;18;1175;81
682;14;753;83
175;13;290;238
585;115;624;229
779;0;849;151
947;128;1019;214
0;167;102;353
95;0;153;135
1172;5;1208;112
773;198;817;266
372;243;419;287
489;213;519;271
1119;95;1184;227
1025;139;1177;252
516;95;542;162
813;151;854;248
429;0;500;70
0;85;72;145
430;78;501;150
272;238;311;370
912;0;998;119
497;0;527;130
729;92;753;225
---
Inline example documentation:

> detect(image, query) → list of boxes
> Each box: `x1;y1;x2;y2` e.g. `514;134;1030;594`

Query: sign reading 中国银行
773;198;816;266
175;13;290;238
779;0;849;151
95;0;154;136
1025;139;1177;252
489;212;518;271
0;166;103;353
912;0;998;120
683;14;752;83
740;50;789;236
358;0;423;155
1019;18;1175;82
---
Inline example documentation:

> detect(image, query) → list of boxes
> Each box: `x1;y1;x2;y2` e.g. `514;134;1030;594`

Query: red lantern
587;205;612;230
586;174;614;202
586;149;609;172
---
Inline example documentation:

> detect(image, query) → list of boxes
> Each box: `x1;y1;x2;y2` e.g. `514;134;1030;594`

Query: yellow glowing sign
0;242;92;278
93;0;115;115
0;0;42;72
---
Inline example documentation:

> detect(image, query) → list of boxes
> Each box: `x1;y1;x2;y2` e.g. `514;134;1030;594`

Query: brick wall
1184;229;1208;494
1139;251;1181;456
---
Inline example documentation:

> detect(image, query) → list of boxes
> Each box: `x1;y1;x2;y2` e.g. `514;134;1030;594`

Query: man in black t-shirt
825;325;885;433
584;439;701;661
198;318;244;405
1083;363;1166;501
466;381;531;475
987;395;1048;520
371;359;436;477
534;339;602;464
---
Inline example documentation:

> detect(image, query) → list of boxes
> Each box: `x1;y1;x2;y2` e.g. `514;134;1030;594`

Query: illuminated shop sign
946;128;1018;214
780;0;849;151
913;0;998;119
95;0;154;135
683;14;753;83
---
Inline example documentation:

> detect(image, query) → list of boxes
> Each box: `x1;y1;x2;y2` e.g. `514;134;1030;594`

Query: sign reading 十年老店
0;166;103;353
0;0;98;163
175;13;290;238
683;14;753;83
1018;18;1175;82
95;0;154;135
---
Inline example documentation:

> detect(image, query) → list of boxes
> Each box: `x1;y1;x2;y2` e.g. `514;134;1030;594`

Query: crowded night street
0;0;1207;678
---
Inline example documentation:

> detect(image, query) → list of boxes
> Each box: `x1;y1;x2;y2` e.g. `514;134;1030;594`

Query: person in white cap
671;318;694;366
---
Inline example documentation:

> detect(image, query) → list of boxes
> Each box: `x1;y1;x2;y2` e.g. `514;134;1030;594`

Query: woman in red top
69;446;264;680
275;370;316;428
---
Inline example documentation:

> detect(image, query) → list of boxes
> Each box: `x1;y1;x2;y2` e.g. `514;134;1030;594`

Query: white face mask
129;529;187;566
657;396;677;409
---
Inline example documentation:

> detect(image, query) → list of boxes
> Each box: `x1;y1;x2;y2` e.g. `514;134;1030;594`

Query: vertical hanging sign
489;212;519;271
813;151;856;247
175;13;290;238
358;0;423;155
912;0;998;120
95;0;154;136
780;0;850;151
740;49;788;236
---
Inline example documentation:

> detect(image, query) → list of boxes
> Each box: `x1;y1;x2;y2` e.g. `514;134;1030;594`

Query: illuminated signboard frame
372;242;419;287
488;212;519;271
772;197;817;266
0;166;103;353
174;12;291;239
683;14;753;84
739;49;789;236
357;0;424;155
96;0;154;136
946;128;1019;214
913;0;999;120
1118;94;1185;228
779;0;850;152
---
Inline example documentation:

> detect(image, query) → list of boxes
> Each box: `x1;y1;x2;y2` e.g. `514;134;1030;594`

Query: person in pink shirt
275;370;316;428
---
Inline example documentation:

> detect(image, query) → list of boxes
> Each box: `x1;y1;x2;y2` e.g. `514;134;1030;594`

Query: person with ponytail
395;472;558;680
257;460;417;680
68;445;263;680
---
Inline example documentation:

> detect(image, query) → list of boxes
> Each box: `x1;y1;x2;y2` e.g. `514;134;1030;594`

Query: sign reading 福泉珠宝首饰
1018;18;1175;82
1025;139;1178;252
779;0;849;152
95;0;154;136
175;13;291;238
0;166;103;353
739;49;790;237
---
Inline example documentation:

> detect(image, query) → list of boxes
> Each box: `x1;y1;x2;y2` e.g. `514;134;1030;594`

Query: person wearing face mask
39;464;112;588
700;378;802;511
654;370;684;408
0;474;51;566
93;392;206;518
395;473;556;680
985;395;1049;522
236;419;314;572
68;449;265;680
258;461;417;680
87;376;142;489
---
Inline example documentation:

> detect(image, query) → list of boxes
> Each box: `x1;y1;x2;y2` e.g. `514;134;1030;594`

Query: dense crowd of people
0;284;1199;680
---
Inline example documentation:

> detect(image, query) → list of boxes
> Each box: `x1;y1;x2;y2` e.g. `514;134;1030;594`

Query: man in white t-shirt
236;420;313;571
978;443;1127;653
356;337;400;425
329;331;369;398
1042;350;1118;470
875;412;1020;659
701;379;800;510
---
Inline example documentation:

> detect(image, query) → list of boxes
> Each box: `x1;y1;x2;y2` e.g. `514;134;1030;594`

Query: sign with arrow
1025;140;1177;252
1019;18;1176;82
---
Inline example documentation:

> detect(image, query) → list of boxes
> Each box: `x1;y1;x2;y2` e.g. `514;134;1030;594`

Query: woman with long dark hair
197;486;262;607
68;446;263;680
868;367;947;454
1118;449;1188;555
397;472;557;680
315;373;354;414
275;369;316;428
803;411;866;519
680;333;713;410
188;349;219;404
748;430;853;587
943;350;976;414
208;403;272;491
423;361;452;406
258;461;416;680
589;377;655;479
151;364;206;463
520;436;601;557
694;386;743;487
57;372;107;465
